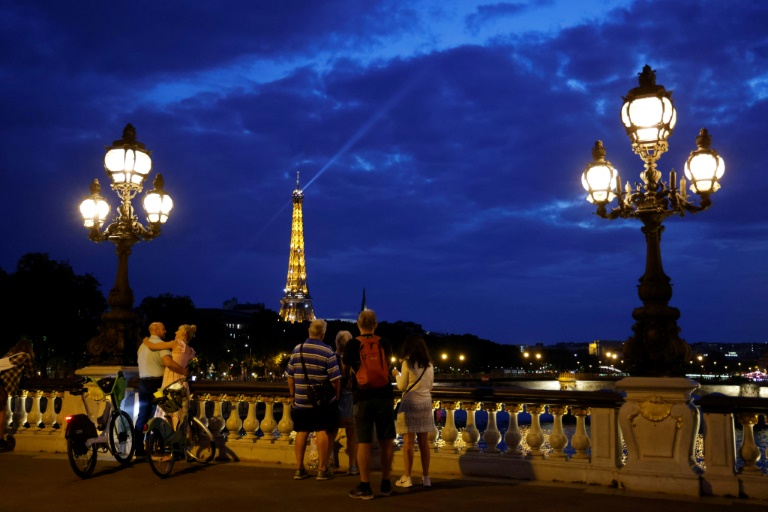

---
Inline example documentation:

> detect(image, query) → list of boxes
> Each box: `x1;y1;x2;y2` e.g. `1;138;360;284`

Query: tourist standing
286;319;341;480
135;322;187;456
0;339;35;451
141;324;197;427
335;330;358;475
343;309;396;499
392;334;435;487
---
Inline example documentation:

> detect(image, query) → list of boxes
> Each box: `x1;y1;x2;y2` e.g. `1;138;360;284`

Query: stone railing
4;376;767;501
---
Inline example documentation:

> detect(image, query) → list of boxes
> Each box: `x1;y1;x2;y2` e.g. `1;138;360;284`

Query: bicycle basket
154;393;183;414
152;378;187;414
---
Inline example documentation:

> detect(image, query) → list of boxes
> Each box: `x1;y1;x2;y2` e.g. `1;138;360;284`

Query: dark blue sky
1;0;767;345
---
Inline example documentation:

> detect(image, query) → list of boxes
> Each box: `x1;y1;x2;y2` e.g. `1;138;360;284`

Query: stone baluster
208;395;226;438
737;413;761;473
548;405;568;460
41;392;58;429
570;407;591;461
51;391;62;428
503;403;523;457
194;393;209;427
525;404;546;459
482;402;501;453
242;397;260;439
4;394;12;430
461;402;480;452
428;400;440;449
27;390;44;429
440;401;459;453
260;397;278;440
225;395;244;439
277;397;294;442
14;391;29;430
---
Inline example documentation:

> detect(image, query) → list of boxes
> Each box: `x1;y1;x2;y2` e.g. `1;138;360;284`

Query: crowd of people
1;309;434;499
286;309;434;500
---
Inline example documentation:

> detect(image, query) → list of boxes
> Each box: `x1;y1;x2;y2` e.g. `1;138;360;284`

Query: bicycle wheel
185;417;216;463
67;438;97;478
147;428;174;478
108;410;135;465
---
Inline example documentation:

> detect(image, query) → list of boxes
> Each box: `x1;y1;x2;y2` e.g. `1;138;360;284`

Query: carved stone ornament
629;395;683;429
640;395;671;421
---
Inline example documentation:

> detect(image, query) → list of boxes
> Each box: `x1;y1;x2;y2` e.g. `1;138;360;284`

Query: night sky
2;1;767;346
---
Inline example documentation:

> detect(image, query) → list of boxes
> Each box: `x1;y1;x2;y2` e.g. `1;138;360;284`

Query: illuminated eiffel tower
279;172;316;323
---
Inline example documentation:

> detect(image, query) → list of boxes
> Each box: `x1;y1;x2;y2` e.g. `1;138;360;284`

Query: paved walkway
1;451;764;511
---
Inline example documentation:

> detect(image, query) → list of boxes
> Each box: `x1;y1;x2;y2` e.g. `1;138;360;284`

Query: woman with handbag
391;334;434;488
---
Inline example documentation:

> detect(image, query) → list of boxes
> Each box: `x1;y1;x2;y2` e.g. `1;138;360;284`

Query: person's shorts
292;403;340;433
354;397;396;443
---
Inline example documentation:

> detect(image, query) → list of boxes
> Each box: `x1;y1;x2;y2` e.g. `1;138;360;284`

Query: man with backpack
342;309;395;499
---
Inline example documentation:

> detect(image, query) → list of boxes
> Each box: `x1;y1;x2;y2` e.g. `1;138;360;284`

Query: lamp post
581;65;725;377
581;66;726;493
79;124;173;365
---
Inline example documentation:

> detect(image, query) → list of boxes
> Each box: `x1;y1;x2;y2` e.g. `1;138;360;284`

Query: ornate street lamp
581;66;725;376
79;124;173;364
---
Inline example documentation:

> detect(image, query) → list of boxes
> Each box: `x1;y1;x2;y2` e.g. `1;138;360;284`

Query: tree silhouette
0;253;106;376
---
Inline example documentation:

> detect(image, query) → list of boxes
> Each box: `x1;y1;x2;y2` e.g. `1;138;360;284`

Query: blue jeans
135;377;162;452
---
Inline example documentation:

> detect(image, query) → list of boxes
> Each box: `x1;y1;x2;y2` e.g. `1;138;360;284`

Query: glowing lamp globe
685;128;725;195
143;173;173;224
582;141;618;204
620;65;677;149
79;179;110;228
104;124;152;186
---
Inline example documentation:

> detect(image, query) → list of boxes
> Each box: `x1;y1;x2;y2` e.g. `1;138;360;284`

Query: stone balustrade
3;377;767;501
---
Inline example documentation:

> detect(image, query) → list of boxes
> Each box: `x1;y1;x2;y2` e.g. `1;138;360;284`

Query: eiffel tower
279;172;316;323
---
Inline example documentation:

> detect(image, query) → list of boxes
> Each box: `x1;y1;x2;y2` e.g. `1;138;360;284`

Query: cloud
1;0;767;345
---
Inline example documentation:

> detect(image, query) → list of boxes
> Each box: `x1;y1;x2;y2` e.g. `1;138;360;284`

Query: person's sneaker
0;440;10;453
347;465;360;476
294;468;310;480
316;468;335;480
349;483;374;500
380;479;392;496
395;475;413;487
422;476;432;487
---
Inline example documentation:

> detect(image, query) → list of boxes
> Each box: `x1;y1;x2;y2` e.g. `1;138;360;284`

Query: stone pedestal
76;365;139;381
700;411;739;497
616;376;701;496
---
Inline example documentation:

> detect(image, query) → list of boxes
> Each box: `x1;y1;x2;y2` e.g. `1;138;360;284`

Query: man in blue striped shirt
286;319;341;480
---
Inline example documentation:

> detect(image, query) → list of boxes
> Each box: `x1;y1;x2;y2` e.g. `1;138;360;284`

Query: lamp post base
616;376;702;495
85;310;141;365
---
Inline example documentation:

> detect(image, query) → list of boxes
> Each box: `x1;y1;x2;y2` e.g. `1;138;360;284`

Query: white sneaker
395;475;413;487
422;476;431;487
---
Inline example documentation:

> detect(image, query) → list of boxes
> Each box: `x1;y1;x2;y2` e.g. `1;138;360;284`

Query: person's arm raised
143;338;178;351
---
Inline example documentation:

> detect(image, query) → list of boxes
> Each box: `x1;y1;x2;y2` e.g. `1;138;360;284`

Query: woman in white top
391;334;434;488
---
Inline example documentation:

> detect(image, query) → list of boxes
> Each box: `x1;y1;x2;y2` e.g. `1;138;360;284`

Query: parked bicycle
145;377;216;478
64;371;135;478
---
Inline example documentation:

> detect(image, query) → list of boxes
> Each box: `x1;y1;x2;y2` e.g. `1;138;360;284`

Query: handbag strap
299;342;311;382
401;363;427;397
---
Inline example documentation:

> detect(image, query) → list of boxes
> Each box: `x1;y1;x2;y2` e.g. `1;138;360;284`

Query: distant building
588;339;624;359
278;172;316;323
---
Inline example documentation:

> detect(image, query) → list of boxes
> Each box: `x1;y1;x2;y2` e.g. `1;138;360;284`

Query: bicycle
64;371;135;478
145;377;216;478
